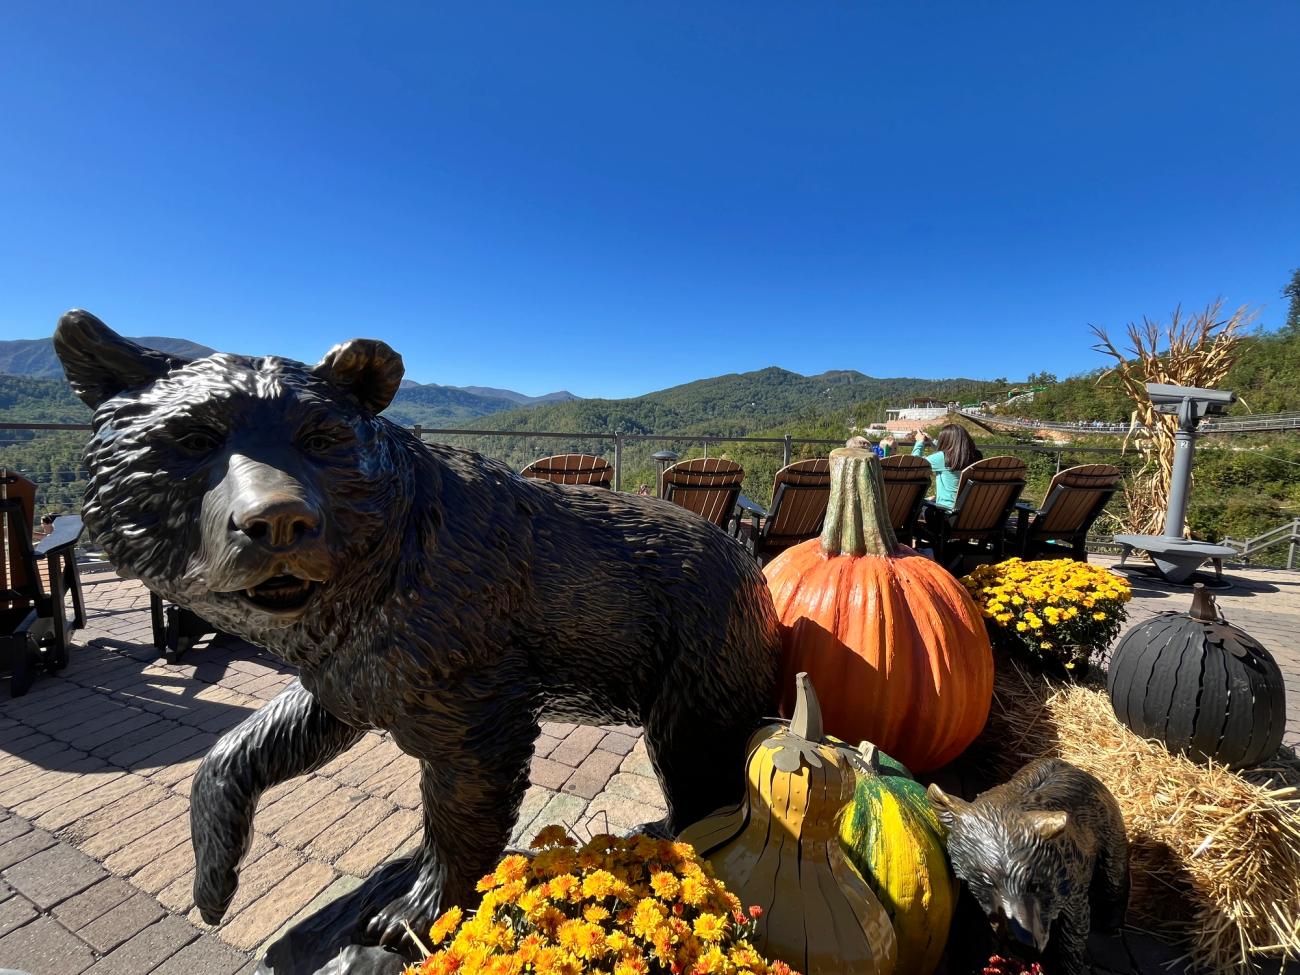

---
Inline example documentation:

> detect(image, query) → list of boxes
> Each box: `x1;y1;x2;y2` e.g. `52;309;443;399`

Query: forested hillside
4;339;1296;566
459;367;999;438
0;336;217;378
1012;326;1300;422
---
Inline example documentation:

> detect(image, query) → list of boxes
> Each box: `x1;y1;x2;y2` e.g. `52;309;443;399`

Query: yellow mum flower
556;919;606;960
679;875;706;906
649;870;680;900
582;869;618;900
547;874;579;901
531;825;575;849
693;945;729;973
495;854;529;884
631;898;666;939
693;912;727;942
429;905;462;945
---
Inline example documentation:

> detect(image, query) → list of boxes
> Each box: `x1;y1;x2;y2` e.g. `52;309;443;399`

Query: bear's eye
301;432;337;454
176;429;222;454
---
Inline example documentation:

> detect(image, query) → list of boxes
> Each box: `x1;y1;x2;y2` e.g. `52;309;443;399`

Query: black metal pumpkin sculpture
1107;584;1286;769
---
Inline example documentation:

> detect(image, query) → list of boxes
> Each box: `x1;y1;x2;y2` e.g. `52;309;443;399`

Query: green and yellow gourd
838;742;955;975
678;674;897;975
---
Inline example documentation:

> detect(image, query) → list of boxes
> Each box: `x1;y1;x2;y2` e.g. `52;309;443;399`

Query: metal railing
1;418;1126;495
403;425;838;492
955;407;1300;436
1222;519;1300;570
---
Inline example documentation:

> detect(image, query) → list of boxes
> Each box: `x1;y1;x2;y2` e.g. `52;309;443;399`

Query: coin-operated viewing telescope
1115;383;1239;585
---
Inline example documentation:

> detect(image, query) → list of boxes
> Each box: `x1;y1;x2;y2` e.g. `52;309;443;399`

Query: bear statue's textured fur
54;310;781;951
928;758;1130;975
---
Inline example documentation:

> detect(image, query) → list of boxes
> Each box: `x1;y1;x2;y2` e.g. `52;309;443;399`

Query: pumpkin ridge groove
1165;627;1202;749
1213;643;1235;756
1137;618;1177;737
1188;627;1211;750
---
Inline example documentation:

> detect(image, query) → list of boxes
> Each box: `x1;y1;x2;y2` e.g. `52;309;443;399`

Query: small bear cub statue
928;758;1129;975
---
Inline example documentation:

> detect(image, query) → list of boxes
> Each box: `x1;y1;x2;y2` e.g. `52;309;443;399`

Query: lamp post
652;450;679;499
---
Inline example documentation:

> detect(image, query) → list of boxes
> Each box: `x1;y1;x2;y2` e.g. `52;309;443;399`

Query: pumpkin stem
820;447;900;558
790;673;824;742
857;741;882;773
1189;582;1219;622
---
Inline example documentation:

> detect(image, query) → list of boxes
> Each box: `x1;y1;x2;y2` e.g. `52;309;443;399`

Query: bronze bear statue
928;758;1129;975
54;310;781;952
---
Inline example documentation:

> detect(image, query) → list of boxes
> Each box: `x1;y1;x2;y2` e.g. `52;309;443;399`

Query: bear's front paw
194;863;239;926
364;884;443;951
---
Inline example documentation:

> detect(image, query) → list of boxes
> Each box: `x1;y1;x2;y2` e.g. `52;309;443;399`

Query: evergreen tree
1284;267;1300;334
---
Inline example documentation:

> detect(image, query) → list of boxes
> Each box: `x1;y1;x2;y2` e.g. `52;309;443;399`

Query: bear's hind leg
643;696;760;834
366;710;536;949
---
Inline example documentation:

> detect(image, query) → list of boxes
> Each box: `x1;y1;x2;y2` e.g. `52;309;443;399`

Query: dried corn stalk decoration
1090;300;1253;535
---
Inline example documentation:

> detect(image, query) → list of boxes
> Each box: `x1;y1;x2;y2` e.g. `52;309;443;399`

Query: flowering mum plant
961;558;1131;672
405;826;799;975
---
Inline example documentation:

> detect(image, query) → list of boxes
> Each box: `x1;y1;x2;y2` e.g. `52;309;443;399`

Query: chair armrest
732;494;766;541
34;515;84;557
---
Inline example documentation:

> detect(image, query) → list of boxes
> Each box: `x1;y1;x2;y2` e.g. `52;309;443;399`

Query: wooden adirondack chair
914;455;1027;571
661;458;746;530
520;453;614;488
149;591;223;664
1;470;86;696
879;454;932;546
734;458;832;564
1009;463;1122;561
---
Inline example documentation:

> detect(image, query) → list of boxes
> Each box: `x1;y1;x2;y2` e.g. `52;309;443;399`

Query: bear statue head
54;309;408;637
927;783;1071;954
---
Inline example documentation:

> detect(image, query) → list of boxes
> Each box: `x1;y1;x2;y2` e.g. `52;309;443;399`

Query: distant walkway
954;407;1300;436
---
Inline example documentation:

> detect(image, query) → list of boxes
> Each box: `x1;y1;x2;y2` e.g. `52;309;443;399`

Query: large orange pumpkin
763;447;993;772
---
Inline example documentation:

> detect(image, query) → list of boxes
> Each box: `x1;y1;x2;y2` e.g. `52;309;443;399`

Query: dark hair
937;424;982;471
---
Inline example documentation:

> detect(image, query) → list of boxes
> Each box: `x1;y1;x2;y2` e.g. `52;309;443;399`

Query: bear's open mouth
241;574;319;613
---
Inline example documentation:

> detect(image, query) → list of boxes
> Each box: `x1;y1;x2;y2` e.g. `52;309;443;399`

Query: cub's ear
926;783;970;824
53;309;191;409
1026;810;1069;839
312;339;404;415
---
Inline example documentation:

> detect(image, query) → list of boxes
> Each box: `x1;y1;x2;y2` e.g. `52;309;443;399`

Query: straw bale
974;660;1300;975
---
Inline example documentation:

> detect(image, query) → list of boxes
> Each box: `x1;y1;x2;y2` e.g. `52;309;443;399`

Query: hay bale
976;660;1300;975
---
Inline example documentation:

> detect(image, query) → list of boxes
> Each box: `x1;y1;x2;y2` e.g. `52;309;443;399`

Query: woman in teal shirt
912;424;983;508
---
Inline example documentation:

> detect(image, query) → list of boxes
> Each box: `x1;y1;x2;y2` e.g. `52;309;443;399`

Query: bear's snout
225;454;324;553
233;493;322;550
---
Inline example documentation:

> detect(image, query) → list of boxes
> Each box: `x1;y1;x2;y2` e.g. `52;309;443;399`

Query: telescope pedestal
1113;533;1236;585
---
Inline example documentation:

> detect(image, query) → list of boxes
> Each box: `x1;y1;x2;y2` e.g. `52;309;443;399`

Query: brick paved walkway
0;557;1295;973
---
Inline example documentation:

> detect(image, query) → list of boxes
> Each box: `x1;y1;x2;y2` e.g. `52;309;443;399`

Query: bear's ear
926;783;970;824
1026;810;1069;839
53;309;191;408
312;339;404;415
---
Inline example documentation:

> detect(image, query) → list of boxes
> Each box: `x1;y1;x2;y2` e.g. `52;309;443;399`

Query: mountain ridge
0;335;577;423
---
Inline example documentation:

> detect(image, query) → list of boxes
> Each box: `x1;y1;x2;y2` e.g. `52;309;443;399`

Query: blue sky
2;3;1297;397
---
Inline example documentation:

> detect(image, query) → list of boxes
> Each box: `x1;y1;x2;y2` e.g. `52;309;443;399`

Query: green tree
1284;266;1300;335
1026;371;1058;385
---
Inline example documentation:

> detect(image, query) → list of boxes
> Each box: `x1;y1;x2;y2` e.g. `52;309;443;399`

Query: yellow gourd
678;674;897;975
839;743;955;975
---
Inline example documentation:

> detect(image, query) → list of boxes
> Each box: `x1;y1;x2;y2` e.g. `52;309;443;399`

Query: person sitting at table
877;435;895;458
912;423;982;508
